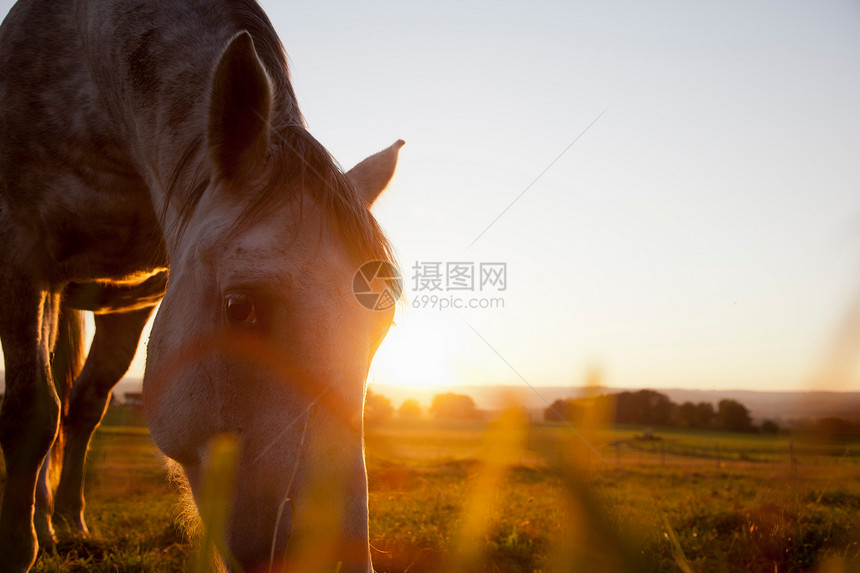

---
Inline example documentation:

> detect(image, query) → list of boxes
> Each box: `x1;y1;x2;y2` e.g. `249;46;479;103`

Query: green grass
366;418;860;572
2;411;859;572
31;427;191;572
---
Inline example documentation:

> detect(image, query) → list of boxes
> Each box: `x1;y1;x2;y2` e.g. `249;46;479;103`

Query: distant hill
3;373;859;423
641;388;860;423
369;384;860;424
0;374;145;404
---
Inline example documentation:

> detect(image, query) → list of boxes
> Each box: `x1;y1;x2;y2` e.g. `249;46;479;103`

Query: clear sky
2;0;860;393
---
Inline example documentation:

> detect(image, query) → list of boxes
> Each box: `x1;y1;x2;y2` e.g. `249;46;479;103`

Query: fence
528;423;860;470
593;436;860;469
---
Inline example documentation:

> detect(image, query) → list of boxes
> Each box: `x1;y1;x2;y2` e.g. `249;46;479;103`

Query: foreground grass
366;418;860;572
2;413;859;572
24;427;191;572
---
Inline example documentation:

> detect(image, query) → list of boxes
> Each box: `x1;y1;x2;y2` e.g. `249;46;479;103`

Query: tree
813;417;855;442
544;398;582;422
695;402;716;429
678;401;698;428
430;393;479;419
614;390;673;426
717;399;752;432
364;391;394;425
638;390;673;426
760;419;780;434
678;401;716;429
398;398;422;419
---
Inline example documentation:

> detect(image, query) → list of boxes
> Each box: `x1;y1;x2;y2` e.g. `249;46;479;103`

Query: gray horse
0;1;403;571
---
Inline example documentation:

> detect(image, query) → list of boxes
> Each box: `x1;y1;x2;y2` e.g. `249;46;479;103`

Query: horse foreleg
0;287;62;573
34;446;60;548
34;305;84;547
53;306;154;535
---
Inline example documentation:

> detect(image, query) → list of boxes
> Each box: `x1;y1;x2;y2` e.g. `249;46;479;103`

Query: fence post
789;440;796;471
526;413;532;450
661;441;666;467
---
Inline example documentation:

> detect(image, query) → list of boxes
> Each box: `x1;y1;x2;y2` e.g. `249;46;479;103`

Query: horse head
143;32;403;572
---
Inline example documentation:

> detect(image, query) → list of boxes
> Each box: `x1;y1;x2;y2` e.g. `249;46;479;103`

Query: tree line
366;389;765;432
365;391;480;424
366;388;860;441
544;389;769;433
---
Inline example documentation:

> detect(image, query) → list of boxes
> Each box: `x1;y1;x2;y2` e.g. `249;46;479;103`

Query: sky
1;0;860;394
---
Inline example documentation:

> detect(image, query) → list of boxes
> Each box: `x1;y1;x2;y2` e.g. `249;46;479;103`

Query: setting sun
370;313;461;389
1;0;859;570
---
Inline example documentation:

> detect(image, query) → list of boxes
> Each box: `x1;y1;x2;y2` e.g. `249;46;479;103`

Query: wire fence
587;436;860;469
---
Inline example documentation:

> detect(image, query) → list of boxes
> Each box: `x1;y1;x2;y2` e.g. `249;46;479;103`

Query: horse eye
224;293;257;325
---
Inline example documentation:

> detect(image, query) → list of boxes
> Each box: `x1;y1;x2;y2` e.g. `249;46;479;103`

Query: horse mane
165;0;395;267
245;122;397;267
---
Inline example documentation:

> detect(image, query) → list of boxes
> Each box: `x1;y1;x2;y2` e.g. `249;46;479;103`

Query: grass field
4;408;860;572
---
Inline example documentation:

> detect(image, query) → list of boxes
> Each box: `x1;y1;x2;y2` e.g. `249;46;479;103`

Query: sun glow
370;313;461;389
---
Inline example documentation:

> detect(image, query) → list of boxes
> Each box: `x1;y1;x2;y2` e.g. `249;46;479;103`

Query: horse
0;0;403;571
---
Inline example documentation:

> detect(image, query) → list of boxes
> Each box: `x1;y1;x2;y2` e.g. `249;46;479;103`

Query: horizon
1;1;859;396
4;372;857;422
2;3;860;572
8;370;860;395
28;376;860;423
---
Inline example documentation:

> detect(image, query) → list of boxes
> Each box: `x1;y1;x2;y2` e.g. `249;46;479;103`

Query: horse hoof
53;511;91;537
34;520;58;551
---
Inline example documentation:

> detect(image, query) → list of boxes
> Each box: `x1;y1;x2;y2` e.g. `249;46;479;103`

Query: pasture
2;408;859;572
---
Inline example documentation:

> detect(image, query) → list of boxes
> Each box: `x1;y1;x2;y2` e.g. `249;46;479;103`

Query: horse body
0;1;402;571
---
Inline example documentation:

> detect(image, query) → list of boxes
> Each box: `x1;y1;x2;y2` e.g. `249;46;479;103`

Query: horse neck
74;0;297;248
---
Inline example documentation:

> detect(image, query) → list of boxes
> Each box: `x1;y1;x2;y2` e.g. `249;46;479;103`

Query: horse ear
346;140;405;205
208;31;272;181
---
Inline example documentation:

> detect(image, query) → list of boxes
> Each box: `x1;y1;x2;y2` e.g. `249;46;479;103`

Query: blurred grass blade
662;514;693;573
450;404;528;572
192;433;241;573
